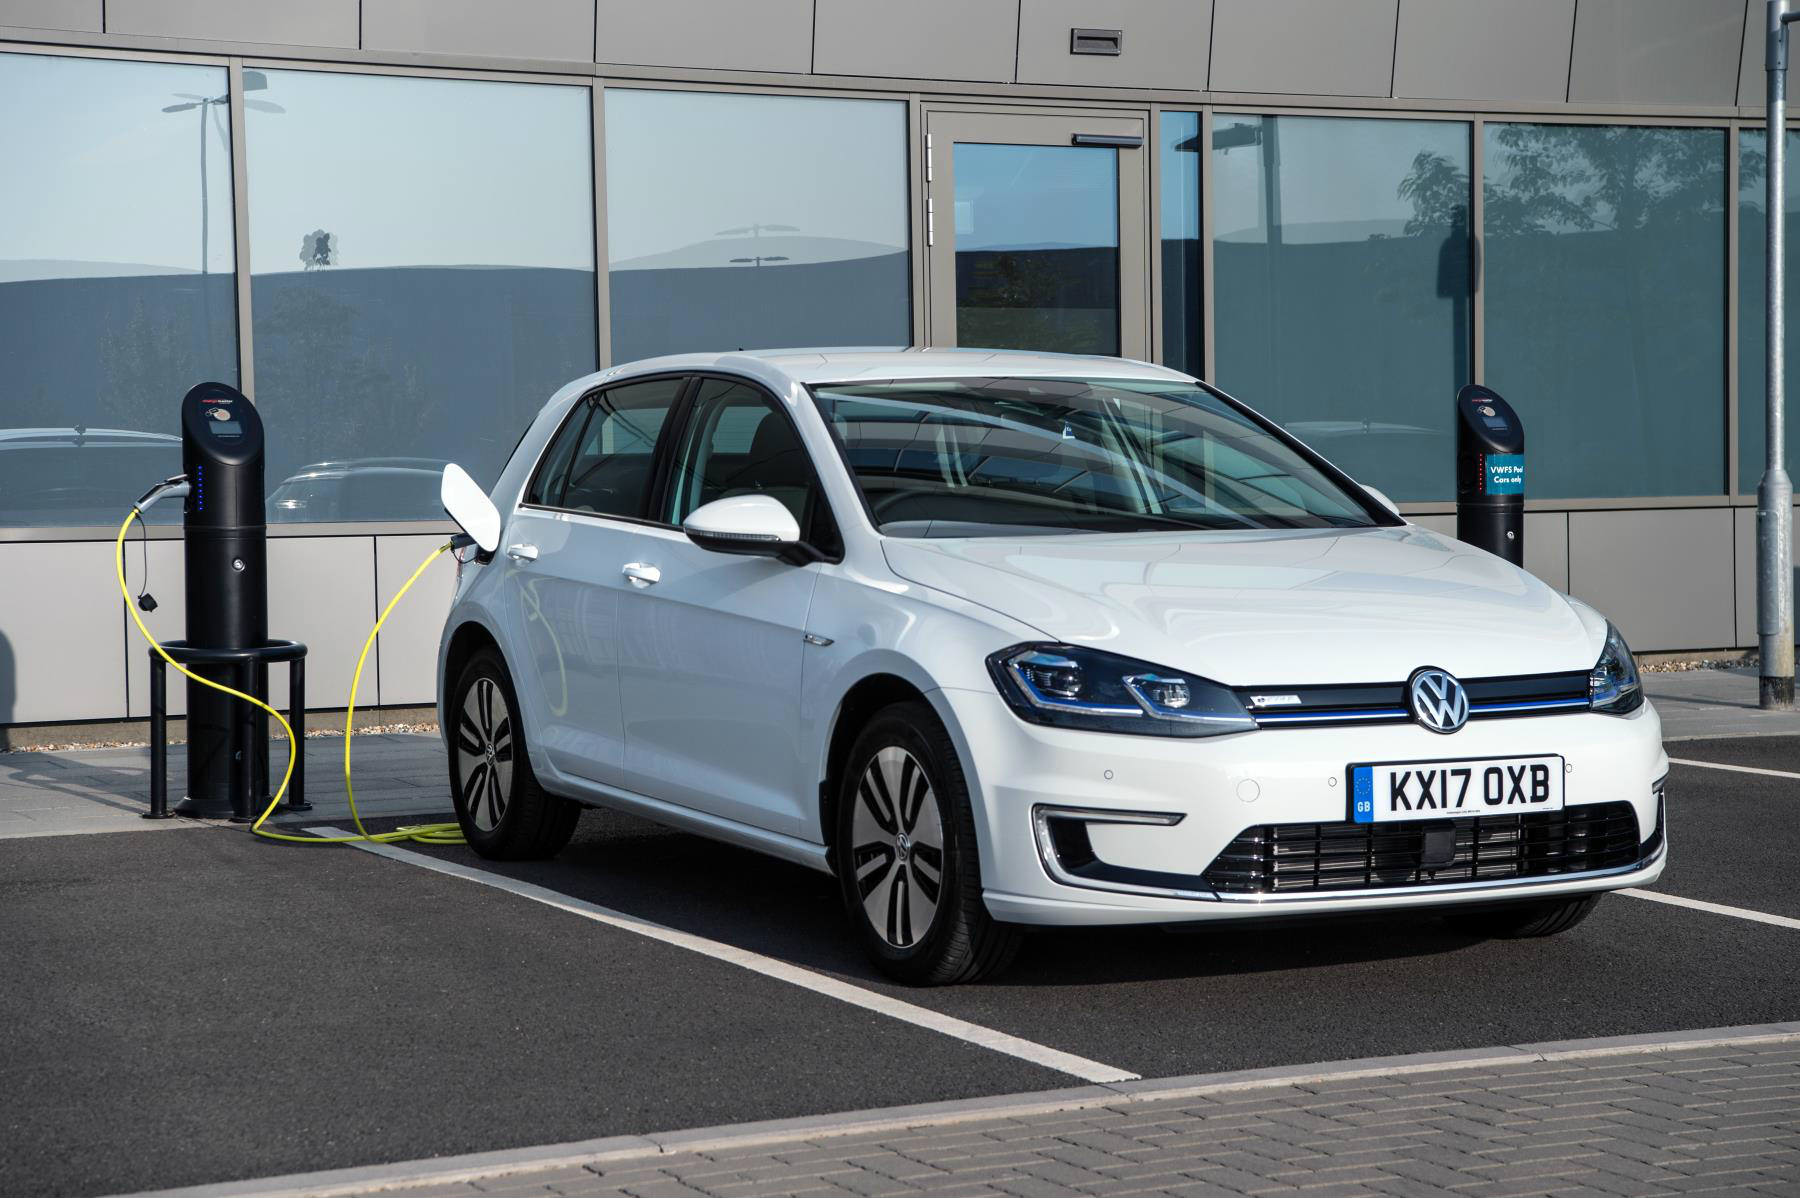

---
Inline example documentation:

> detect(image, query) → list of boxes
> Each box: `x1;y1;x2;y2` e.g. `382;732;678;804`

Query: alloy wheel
457;676;513;831
850;745;945;948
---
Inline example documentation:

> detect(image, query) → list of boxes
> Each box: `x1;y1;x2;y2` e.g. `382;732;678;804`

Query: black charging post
145;381;309;821
1454;383;1525;566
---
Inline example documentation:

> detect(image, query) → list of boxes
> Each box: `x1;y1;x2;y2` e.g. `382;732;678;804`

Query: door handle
622;562;661;587
506;543;539;562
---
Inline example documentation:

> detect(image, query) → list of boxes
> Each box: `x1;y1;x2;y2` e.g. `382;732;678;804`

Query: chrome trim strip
1469;698;1591;713
1031;804;1206;900
1254;697;1589;726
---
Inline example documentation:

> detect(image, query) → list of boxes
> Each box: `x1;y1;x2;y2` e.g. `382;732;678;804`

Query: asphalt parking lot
3;732;1799;1197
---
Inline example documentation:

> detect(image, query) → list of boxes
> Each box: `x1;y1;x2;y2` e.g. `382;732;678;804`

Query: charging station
1455;383;1525;566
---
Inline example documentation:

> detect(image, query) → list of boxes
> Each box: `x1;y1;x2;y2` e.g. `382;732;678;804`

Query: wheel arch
820;672;938;871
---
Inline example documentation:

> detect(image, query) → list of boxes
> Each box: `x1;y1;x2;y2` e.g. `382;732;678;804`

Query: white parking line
1622;888;1800;931
307;828;1138;1085
1667;756;1800;781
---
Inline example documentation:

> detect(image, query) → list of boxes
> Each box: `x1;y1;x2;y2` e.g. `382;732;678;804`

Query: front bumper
936;686;1668;927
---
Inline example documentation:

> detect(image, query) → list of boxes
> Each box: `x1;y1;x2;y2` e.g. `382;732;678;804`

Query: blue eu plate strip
1352;766;1374;824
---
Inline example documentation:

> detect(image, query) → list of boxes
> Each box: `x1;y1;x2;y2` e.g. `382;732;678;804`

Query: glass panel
248;70;596;523
1160;112;1203;377
562;378;683;518
1738;129;1800;494
525;403;592;507
0;53;237;528
1211;114;1470;503
667;379;814;524
605;89;909;363
1485;123;1725;499
812;377;1378;536
953;143;1120;355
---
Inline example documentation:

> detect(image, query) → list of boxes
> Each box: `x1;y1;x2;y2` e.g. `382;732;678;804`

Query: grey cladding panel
1741;0;1793;106
1568;0;1744;107
0;0;101;32
814;0;1019;82
0;542;127;724
1209;0;1398;97
104;0;358;47
1393;0;1575;103
597;0;813;74
1569;508;1735;652
1733;504;1800;647
363;0;594;62
373;535;456;707
1016;0;1211;90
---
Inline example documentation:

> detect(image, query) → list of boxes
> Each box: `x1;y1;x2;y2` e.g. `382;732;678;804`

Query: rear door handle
506;543;539;562
622;562;661;587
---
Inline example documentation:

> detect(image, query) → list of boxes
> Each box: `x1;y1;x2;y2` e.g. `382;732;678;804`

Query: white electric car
436;349;1667;985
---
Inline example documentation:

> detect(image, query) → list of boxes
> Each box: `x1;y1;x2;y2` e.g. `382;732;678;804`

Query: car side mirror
1361;485;1402;519
441;463;501;553
682;494;801;558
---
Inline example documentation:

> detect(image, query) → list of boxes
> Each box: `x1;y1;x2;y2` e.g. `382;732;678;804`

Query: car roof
601;347;1195;388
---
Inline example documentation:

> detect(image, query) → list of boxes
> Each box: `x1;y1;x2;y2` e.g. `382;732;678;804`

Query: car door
500;375;689;787
615;376;835;835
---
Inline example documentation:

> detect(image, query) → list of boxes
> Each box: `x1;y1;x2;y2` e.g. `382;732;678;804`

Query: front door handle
622;562;661;587
506;543;539;562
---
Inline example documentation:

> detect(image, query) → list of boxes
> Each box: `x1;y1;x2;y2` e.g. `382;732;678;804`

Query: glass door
925;109;1148;358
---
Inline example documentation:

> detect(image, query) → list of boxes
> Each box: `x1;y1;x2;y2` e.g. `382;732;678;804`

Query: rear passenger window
560;378;685;517
525;404;589;507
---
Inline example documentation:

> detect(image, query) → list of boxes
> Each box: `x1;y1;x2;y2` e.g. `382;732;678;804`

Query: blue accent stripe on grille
1469;698;1590;714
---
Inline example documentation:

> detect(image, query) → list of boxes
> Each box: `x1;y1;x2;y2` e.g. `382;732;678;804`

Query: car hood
882;526;1603;686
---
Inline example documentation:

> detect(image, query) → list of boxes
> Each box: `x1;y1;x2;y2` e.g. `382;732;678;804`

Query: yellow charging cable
116;506;465;845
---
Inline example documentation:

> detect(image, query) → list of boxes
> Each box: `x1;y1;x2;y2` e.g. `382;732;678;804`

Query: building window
0;52;238;528
604;88;910;363
1738;128;1799;495
1484;123;1726;499
1210;115;1471;502
247;70;596;523
1160;111;1203;378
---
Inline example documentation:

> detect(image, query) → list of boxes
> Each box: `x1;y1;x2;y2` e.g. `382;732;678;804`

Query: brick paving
362;1043;1800;1198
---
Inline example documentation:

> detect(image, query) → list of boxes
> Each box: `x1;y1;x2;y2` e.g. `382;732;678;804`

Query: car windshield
810;376;1381;537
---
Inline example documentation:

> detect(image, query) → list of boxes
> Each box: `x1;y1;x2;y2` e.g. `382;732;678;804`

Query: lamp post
1764;0;1799;709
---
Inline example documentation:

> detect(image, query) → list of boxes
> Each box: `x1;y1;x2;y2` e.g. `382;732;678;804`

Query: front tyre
449;647;579;859
835;701;1021;985
1443;893;1603;939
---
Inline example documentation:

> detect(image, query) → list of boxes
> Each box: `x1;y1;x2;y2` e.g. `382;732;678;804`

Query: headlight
1589;623;1643;715
987;643;1255;737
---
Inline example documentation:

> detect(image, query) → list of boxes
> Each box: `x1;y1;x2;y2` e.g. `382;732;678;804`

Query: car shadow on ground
419;806;1488;991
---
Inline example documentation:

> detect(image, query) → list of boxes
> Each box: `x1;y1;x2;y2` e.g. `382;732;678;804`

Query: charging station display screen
210;420;243;439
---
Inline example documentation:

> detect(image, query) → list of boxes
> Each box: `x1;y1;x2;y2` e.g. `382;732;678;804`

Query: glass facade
1484;123;1726;499
0;53;237;527
1739;129;1800;494
604;88;909;363
247;69;597;522
0;45;1770;536
1208;115;1471;502
1160;112;1203;378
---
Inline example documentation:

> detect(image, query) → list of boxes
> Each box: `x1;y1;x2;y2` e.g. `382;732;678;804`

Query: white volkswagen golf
437;349;1667;985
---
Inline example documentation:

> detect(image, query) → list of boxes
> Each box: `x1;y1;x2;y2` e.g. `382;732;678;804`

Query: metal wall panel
1015;0;1211;90
1209;0;1398;98
596;0;813;74
1410;514;1456;537
1569;509;1736;652
1567;0;1744;107
0;0;101;32
103;0;358;47
264;536;375;710
813;0;1019;82
372;534;456;707
363;0;594;63
1524;511;1571;593
0;542;126;724
1733;505;1800;648
123;539;189;720
1392;0;1574;103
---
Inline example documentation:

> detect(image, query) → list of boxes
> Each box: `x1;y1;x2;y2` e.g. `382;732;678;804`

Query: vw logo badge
1407;668;1469;734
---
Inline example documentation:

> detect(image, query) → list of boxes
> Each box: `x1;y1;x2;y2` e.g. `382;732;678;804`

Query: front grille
1238;671;1591;728
1203;800;1648;895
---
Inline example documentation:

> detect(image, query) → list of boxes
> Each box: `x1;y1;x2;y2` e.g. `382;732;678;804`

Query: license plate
1350;755;1564;824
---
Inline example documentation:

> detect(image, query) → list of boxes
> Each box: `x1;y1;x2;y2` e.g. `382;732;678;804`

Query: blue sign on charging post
1485;453;1524;495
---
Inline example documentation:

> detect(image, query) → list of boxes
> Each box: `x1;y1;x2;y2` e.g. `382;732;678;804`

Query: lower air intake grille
1203;801;1647;895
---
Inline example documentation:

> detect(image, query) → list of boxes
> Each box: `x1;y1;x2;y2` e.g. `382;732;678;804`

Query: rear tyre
1443;893;1603;939
835;701;1022;986
449;647;579;859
